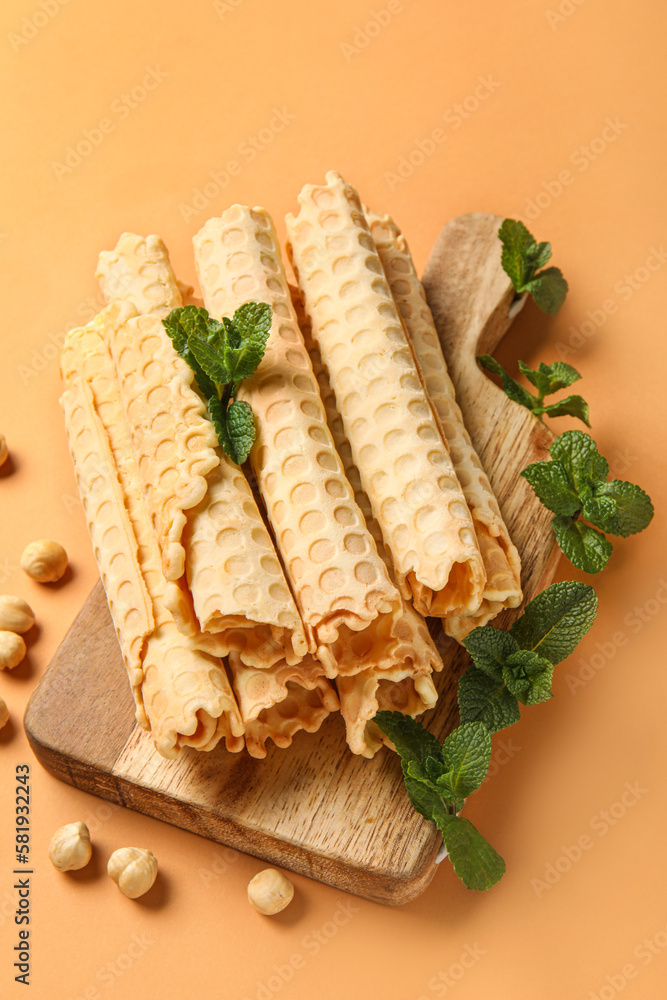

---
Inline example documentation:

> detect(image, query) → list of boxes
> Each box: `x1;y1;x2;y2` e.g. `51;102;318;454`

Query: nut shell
0;697;8;729
0;631;26;670
107;847;158;899
0;595;35;634
247;868;294;915
48;822;92;872
20;540;68;583
0;433;7;467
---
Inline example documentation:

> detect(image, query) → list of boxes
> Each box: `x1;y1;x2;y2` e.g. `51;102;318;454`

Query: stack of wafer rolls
286;171;487;621
365;210;522;638
60;303;244;758
293;287;441;756
92;234;344;757
192;207;405;680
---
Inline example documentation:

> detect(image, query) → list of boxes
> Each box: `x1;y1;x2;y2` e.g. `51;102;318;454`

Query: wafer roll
286;172;486;619
60;304;244;757
297;289;442;753
193;207;401;673
229;652;339;758
97;234;308;668
366;210;522;638
337;670;438;757
96;233;188;318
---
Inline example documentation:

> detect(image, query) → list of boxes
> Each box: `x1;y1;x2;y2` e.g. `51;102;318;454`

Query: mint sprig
374;580;598;892
498;219;568;315
477;356;590;426
459;581;597;732
522;431;654;573
163;303;271;465
375;713;505;891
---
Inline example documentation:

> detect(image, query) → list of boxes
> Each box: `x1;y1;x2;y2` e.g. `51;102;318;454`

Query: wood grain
24;214;559;905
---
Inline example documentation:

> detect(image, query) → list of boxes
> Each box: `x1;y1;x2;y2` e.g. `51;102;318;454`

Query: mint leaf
463;626;519;680
224;303;272;385
433;809;506;891
233;301;272;342
477;355;536;410
163;306;217;398
580;491;618;529
536;361;582;393
521;461;581;516
541;394;590;427
498;220;568;314
517;360;553;398
374;711;443;769
593;480;654;537
525;266;569;316
498;219;542;290
503;650;554;706
438;722;492;799
187;329;230;386
402;773;443;821
509;580;598;664
550;431;609;494
552;516;612;574
226;399;255;465
457;666;521;733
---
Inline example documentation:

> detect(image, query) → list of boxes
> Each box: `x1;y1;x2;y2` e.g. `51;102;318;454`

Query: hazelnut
0;596;35;634
247;868;294;915
107;847;158;899
0;631;26;670
0;697;8;729
20;540;68;583
0;433;7;467
48;822;92;871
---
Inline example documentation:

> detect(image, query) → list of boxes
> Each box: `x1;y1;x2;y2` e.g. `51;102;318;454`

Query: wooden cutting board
24;214;559;905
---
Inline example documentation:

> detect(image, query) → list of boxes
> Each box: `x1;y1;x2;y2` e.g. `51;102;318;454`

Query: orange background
2;0;666;997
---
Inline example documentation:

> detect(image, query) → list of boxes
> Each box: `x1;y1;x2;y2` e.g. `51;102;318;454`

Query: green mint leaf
224;303;272;385
457;666;521;733
525;266;569;316
374;711;443;769
207;394;234;459
521;460;582;516
402;772;443;822
463;626;519;681
538;361;582;393
518;360;552;398
503;650;554;706
593;480;654;537
438;722;492;799
226;399;256;465
541;394;591;427
187;329;230;386
552;516;613;574
498;219;544;290
550;431;609;493
509;580;598;664
162;306;218;398
432;809;506;891
477;355;537;410
580;491;618;529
